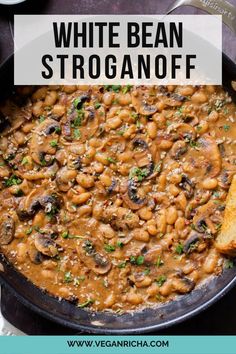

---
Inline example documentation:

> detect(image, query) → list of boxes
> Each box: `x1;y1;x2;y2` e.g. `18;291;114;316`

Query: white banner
14;15;222;85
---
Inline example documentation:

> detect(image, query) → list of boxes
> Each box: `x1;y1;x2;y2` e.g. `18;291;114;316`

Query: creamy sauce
0;84;235;311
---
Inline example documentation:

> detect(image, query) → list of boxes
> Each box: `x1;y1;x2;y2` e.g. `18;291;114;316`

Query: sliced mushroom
144;245;162;264
29;118;60;165
17;187;61;220
0;215;15;245
34;233;58;257
77;238;111;275
17;188;42;220
179;174;195;199
122;179;147;210
169;123;196;141
28;243;43;264
172;273;195;294
139;103;157;116
74;95;90;110
102;206;139;231
21;162;59;181
56;166;75;192
192;200;219;235
185;190;212;219
99;136;126;154
132;137;152;167
107;179;119;194
132;138;148;150
1;101;31;136
62;109;75;139
198;135;221;177
219;169;236;190
183;114;199;126
158;87;185;107
72;157;82;170
170;140;187;160
131;89;157;116
183;232;202;254
40;194;60;215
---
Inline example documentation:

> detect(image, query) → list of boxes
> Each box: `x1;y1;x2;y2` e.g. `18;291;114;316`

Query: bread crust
215;174;236;255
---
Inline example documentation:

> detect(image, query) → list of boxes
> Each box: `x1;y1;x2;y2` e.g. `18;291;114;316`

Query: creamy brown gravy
0;84;235;311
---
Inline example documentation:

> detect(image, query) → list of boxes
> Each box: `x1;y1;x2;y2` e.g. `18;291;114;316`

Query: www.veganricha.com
67;340;169;348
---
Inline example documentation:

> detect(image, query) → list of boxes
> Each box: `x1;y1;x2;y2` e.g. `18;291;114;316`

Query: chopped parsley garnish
73;128;81;140
223;124;230;132
94;102;101;109
62;231;69;239
107;157;117;164
136;120;141;128
189;140;199;149
117;241;124;248
215;99;225;111
130;255;145;266
78;298;94;308
73;97;82;108
175;106;184;116
136;255;144;265
104;85;121;93
196;125;202;132
130;255;136;264
122;85;132;94
156;275;167;287
104;244;116;253
74;275;85;286
61;231;84;239
55;126;61;134
40;155;47;166
131;112;139;120
154;162;162;173
39;115;45;123
118;261;127;269
50;140;58;147
129;167;148;182
143;268;151;275
175;243;184;255
26;227;33;235
213;190;220;198
64;271;73;283
21;157;29;165
156;255;164;267
4;174;22;187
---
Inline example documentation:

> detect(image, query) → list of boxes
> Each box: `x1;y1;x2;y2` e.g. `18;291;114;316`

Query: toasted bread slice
215;174;236;256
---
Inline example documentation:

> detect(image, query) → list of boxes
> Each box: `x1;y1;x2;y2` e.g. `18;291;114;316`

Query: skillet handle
167;0;236;36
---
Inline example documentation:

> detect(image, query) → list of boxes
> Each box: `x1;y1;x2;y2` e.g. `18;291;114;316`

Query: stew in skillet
0;84;235;311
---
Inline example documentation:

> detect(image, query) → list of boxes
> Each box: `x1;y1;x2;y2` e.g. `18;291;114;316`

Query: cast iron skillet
0;53;235;334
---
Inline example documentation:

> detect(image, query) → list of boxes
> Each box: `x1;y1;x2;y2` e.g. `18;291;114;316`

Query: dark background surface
0;0;236;335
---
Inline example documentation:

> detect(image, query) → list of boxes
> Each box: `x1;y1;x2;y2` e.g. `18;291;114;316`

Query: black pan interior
0;54;236;334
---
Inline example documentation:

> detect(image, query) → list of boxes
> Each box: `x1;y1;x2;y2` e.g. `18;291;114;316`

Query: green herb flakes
104;244;116;253
156;275;167;287
175;243;184;255
64;271;73;283
4;175;22;187
78;298;94;308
